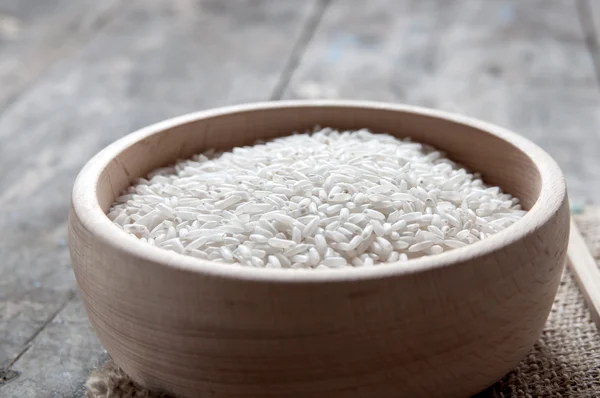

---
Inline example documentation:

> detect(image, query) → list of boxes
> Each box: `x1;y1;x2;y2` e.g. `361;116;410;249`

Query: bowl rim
71;100;566;283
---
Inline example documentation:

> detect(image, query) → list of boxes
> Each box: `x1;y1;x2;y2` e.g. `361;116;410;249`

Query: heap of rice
109;128;526;269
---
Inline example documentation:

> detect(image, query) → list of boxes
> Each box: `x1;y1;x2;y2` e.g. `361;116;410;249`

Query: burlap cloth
84;212;600;398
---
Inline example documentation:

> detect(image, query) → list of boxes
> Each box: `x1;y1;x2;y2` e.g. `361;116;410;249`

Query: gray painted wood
0;296;108;397
580;0;600;86
0;0;125;110
575;0;600;87
0;0;318;395
285;0;600;206
585;0;600;43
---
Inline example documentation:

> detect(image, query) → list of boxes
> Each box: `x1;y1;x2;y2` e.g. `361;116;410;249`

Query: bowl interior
97;105;541;217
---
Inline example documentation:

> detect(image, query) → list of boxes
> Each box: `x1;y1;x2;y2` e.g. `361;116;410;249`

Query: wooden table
1;1;600;396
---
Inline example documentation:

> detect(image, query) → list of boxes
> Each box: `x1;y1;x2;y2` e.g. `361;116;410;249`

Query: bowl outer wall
68;100;570;398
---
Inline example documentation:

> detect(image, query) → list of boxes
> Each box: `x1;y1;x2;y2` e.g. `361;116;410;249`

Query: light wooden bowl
69;101;569;398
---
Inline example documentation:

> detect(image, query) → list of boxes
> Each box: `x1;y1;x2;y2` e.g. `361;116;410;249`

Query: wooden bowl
69;101;569;398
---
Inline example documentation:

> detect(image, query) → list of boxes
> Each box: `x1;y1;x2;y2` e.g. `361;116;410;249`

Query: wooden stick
568;219;600;327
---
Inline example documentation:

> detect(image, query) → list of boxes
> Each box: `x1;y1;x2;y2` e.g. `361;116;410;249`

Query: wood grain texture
583;0;600;48
579;0;600;88
0;295;108;397
69;101;569;398
284;0;600;206
0;0;317;393
0;0;125;110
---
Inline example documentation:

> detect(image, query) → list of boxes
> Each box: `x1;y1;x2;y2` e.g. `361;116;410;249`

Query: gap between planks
576;0;600;89
0;0;130;117
2;290;76;372
270;0;332;100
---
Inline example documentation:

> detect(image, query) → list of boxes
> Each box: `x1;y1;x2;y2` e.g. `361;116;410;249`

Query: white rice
108;128;526;269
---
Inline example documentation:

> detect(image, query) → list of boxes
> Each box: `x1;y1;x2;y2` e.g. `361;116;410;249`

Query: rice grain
109;128;526;269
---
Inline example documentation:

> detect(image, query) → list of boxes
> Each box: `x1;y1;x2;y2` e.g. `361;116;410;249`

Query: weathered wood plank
285;0;600;206
579;0;600;85
0;0;125;110
583;0;600;43
0;0;318;394
0;295;108;397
